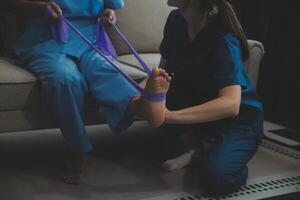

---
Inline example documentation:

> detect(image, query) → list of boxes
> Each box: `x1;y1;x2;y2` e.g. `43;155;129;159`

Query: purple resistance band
46;8;166;102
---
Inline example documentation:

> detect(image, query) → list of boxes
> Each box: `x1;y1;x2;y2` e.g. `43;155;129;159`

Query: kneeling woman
160;0;263;195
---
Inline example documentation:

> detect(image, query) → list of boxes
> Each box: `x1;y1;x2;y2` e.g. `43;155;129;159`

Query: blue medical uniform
16;0;137;153
160;10;264;195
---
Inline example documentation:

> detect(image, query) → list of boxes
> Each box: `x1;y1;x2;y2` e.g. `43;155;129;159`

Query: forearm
166;96;240;124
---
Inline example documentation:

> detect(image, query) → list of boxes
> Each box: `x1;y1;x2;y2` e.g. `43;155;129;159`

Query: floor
0;121;299;200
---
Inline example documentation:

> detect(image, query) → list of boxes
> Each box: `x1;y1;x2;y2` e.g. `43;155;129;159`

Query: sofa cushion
0;58;36;83
109;0;173;55
0;58;41;110
117;53;160;79
0;106;106;133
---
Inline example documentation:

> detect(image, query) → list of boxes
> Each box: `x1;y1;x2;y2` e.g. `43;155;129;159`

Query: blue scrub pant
21;49;137;153
162;108;263;196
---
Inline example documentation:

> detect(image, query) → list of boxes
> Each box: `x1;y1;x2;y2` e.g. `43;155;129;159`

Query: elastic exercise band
46;8;166;102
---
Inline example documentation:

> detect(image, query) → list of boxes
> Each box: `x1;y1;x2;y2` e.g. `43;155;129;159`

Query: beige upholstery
0;58;39;110
108;0;173;55
117;53;161;79
245;40;265;86
0;0;264;134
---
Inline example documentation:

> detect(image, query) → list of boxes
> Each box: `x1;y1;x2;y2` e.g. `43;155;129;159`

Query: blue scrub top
160;10;263;127
16;0;124;57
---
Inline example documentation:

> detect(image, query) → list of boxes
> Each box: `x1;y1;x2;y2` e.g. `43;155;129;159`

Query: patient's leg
63;152;88;185
63;67;170;184
131;67;171;127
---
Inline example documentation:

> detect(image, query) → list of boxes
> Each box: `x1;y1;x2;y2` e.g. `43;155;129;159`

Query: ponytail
218;0;249;61
199;0;249;61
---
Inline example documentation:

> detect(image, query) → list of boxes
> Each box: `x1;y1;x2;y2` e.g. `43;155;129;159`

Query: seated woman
10;0;170;184
159;0;263;196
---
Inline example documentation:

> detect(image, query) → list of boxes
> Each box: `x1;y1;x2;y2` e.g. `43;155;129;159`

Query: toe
151;67;160;77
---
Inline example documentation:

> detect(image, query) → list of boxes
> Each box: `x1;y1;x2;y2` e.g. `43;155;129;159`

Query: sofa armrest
246;40;265;87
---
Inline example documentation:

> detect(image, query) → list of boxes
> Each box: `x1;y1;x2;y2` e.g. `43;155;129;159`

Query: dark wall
0;35;4;56
231;0;300;129
0;2;4;56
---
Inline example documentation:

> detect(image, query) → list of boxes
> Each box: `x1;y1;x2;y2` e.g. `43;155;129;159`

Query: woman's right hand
43;1;62;21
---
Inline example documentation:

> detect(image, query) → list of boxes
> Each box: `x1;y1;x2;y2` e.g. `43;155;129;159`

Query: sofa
0;0;265;134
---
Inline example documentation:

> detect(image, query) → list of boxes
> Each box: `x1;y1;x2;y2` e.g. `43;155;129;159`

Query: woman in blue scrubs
11;0;170;184
160;0;263;195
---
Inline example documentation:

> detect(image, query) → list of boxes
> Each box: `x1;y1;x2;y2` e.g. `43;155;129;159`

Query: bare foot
144;67;170;94
63;154;88;185
141;67;171;127
162;150;195;171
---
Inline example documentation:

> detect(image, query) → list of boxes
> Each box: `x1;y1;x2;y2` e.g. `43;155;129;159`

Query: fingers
50;2;62;14
101;9;116;26
102;16;114;26
50;12;59;21
161;70;172;82
157;68;172;82
166;75;172;82
151;67;172;82
104;9;115;19
47;2;62;21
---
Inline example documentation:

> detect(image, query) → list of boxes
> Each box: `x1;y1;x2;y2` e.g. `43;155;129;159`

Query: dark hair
199;0;249;61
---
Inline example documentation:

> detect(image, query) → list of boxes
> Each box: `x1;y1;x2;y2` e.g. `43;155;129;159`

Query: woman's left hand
101;9;116;26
